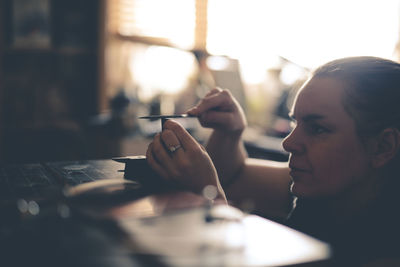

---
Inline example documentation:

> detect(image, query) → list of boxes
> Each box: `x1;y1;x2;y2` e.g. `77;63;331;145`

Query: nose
282;127;304;154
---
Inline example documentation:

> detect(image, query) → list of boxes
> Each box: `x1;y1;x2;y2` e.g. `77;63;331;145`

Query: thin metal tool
138;114;195;119
138;114;196;129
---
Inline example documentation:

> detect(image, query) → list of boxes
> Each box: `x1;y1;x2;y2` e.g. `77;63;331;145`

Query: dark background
0;0;105;163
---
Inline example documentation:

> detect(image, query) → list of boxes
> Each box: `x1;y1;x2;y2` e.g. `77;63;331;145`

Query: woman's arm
188;88;292;219
227;158;292;220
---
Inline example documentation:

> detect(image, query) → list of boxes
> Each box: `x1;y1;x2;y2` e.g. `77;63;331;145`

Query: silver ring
169;144;182;153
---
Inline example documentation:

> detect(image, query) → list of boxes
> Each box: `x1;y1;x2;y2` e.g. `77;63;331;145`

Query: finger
204;87;222;97
186;89;217;115
152;132;182;177
193;88;221;111
162;120;201;152
198;110;234;127
194;90;234;115
146;142;170;179
187;89;228;116
161;129;185;158
152;133;174;168
152;133;169;159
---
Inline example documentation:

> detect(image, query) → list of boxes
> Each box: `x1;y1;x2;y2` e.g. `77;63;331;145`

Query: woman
146;56;400;266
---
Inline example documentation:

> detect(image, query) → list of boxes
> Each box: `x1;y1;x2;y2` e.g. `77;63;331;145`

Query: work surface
0;159;331;267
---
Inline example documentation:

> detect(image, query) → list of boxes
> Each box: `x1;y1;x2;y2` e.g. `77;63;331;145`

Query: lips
289;164;309;172
288;163;311;180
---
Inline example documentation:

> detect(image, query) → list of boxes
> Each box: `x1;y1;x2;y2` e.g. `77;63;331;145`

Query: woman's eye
306;124;328;135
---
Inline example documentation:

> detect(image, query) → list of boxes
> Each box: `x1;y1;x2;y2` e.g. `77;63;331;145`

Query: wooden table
67;171;332;266
1;159;331;267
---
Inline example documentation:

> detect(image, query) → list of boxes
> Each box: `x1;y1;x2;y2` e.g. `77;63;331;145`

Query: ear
371;128;400;168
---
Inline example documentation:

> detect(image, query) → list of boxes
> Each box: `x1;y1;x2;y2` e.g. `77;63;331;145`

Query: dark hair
312;56;400;137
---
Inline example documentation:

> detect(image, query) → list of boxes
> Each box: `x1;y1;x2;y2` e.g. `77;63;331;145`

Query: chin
290;182;316;198
289;182;302;196
291;182;336;200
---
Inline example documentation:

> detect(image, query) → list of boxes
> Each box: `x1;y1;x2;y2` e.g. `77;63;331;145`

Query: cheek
303;142;370;197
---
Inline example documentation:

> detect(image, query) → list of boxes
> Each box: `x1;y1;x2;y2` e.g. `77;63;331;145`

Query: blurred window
108;0;200;49
207;0;400;72
105;0;400;128
109;0;400;69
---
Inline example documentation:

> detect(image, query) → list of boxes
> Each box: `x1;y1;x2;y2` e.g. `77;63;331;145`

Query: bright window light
117;0;196;49
129;46;196;101
207;0;400;71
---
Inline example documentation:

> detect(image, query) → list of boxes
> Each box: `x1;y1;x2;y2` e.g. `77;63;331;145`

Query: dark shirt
285;195;400;266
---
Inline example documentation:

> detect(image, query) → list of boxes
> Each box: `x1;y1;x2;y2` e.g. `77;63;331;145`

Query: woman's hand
146;120;226;201
186;88;248;189
187;87;247;136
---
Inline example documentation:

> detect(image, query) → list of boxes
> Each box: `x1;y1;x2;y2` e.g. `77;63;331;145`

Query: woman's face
282;77;374;198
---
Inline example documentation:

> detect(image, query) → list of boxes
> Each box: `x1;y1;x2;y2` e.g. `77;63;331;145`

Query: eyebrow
289;113;326;122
